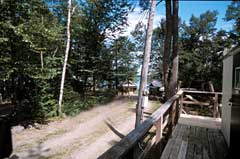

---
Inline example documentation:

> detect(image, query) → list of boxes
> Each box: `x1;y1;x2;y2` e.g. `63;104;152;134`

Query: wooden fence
181;90;222;118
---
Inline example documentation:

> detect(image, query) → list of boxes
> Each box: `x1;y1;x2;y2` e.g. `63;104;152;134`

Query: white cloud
122;6;165;36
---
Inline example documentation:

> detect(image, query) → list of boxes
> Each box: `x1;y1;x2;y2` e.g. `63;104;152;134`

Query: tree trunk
169;0;179;97
163;0;172;100
163;0;179;100
93;73;96;95
58;0;72;115
40;51;44;69
115;41;118;91
135;0;156;128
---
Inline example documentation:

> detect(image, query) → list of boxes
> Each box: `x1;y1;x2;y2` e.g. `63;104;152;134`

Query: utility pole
135;0;156;128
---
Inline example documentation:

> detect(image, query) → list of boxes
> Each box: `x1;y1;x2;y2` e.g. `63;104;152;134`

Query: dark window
235;67;240;89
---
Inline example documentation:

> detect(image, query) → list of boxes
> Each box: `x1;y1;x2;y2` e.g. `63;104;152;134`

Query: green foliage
0;0;63;121
0;0;133;122
68;0;133;92
37;80;58;118
179;10;229;91
111;36;139;85
225;1;240;44
131;20;165;81
139;0;150;11
63;87;116;116
149;20;165;81
131;22;146;52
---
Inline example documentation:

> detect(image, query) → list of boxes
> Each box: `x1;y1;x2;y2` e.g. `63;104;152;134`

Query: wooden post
213;93;219;118
208;81;215;92
155;117;163;144
168;101;176;136
0;93;2;104
175;98;180;124
171;100;177;127
180;93;183;115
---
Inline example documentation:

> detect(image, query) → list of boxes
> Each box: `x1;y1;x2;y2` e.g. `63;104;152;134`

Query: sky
125;1;233;36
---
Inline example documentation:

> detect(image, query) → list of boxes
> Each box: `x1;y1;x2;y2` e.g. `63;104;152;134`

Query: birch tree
58;0;72;115
136;0;156;128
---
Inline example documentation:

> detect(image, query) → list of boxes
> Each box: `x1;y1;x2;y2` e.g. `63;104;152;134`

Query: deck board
178;114;221;129
160;115;228;159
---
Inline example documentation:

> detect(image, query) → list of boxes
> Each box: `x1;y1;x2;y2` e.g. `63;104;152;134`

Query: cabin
149;80;162;96
98;48;240;159
118;80;137;95
222;46;240;157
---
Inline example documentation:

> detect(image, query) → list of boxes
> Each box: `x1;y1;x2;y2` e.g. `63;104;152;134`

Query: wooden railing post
180;93;183;115
175;98;180;125
171;101;177;126
155;117;163;144
213;93;220;118
167;103;175;137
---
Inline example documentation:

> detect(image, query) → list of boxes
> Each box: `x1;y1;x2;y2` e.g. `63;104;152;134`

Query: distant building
118;80;137;95
148;80;162;96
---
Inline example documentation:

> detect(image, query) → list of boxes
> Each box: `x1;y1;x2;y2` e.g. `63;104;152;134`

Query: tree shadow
10;143;50;159
128;108;136;113
104;120;125;139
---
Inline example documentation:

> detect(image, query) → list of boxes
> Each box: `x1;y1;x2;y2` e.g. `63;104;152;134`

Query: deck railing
98;90;184;159
98;89;222;159
181;90;222;118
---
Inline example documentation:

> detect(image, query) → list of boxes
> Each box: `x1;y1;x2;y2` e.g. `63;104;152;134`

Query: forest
0;0;239;123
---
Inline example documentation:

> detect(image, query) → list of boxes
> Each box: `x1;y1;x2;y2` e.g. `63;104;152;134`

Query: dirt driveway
11;95;159;159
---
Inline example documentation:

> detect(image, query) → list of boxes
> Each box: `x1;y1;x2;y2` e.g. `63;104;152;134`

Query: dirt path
11;95;159;159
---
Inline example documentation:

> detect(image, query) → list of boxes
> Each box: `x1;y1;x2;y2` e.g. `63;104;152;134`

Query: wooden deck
179;114;221;129
98;90;224;159
161;115;228;159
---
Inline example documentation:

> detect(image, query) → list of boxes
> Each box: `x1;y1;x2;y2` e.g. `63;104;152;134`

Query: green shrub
63;88;116;116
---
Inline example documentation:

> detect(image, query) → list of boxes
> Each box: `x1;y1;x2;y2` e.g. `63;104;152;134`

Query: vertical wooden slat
180;94;184;115
171;100;177;126
213;93;216;118
155;116;163;144
213;93;219;118
168;100;176;137
175;98;180;125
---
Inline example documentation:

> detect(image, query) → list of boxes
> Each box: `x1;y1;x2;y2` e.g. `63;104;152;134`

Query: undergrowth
63;87;116;116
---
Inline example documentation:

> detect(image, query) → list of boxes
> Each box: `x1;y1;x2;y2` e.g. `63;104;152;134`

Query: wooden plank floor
160;116;228;159
178;114;221;129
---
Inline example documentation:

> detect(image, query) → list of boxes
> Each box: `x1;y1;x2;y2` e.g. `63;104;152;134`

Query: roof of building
120;80;137;88
223;46;240;59
149;80;162;88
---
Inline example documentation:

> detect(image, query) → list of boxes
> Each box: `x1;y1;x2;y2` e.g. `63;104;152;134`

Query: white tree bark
40;51;44;69
135;0;156;128
58;0;72;115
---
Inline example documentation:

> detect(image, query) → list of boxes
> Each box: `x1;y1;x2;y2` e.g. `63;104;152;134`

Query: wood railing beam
98;90;183;159
155;116;163;144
